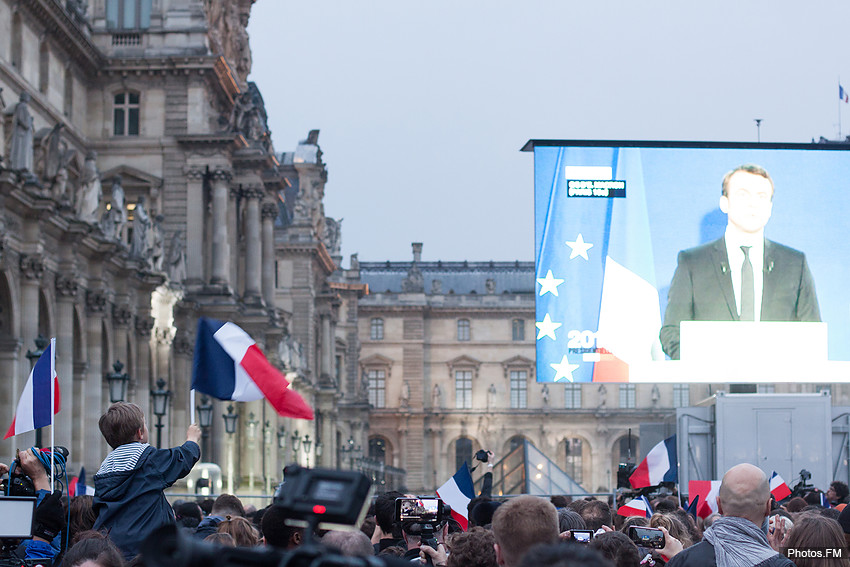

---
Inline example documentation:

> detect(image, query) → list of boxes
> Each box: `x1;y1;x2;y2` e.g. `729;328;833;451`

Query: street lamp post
246;412;258;490
277;426;287;477
196;396;214;458
106;360;130;404
340;437;361;471
303;435;312;468
263;420;272;494
25;335;48;447
223;405;239;494
150;378;170;448
291;430;301;464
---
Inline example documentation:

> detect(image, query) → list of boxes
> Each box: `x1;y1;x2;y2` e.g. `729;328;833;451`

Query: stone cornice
279;241;336;275
21;0;105;73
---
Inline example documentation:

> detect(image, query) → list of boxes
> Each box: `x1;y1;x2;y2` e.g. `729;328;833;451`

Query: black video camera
0;447;68;497
395;497;445;553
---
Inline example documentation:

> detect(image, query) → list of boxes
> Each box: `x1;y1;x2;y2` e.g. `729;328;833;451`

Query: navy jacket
93;441;200;558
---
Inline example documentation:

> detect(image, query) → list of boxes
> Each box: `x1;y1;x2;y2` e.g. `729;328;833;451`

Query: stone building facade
0;0;346;489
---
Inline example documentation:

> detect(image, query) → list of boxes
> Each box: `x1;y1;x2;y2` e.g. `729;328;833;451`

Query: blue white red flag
689;480;721;519
618;495;653;518
685;494;700;519
841;84;848;103
5;338;60;439
629;435;677;488
820;491;830;508
769;471;792;501
436;463;475;530
191;318;313;420
68;466;95;497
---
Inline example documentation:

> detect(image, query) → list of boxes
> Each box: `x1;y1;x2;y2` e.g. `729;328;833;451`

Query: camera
0;447;69;498
274;465;373;532
474;450;490;463
628;526;665;549
395;497;445;555
569;529;594;543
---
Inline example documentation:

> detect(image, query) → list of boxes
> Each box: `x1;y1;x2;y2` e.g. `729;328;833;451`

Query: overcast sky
247;1;850;265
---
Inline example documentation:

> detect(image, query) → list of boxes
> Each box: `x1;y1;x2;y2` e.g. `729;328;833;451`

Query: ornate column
242;186;263;304
261;202;277;306
319;307;333;381
170;329;194;448
134;314;154;420
18;254;44;452
210;168;231;286
184;166;205;284
54;273;77;455
84;289;107;469
112;302;132;389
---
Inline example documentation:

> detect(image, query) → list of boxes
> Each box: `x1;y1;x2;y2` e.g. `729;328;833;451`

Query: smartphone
569;529;594;543
628;526;665;549
395;497;444;524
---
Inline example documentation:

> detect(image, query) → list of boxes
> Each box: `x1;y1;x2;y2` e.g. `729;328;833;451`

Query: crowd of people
6;401;850;566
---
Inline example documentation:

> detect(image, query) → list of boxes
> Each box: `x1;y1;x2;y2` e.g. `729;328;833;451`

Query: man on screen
660;164;820;360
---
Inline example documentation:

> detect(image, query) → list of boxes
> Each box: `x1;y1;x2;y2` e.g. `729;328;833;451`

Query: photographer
401;521;448;566
0;448;66;562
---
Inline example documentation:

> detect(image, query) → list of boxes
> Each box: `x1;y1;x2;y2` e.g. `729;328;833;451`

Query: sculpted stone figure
101;176;127;241
76;151;102;223
43;124;75;202
131;196;151;258
149;214;165;271
166;230;187;283
8;92;34;172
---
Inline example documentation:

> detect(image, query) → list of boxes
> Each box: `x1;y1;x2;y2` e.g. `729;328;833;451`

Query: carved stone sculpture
166;230;187;283
76;151;102;223
131;196;151;258
8;92;34;172
101;176;127;241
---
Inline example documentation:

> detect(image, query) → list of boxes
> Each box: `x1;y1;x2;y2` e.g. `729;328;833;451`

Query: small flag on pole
688;480;722;519
5;338;60;439
629;435;677;489
769;471;792;501
436;463;475;530
841;84;848;103
191;318;313;420
69;466;96;497
618;495;653;518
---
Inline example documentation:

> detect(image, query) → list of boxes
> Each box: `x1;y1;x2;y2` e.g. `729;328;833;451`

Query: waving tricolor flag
5;338;60;439
769;471;792;501
689;480;722;519
191;318;313;420
68;466;96;497
436;463;475;530
629;435;677;489
618;495;653;518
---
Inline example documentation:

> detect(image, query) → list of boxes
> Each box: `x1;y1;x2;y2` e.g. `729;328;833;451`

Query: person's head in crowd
717;463;770;526
69;495;97;545
580;499;612;532
244;504;257;517
822;507;842;522
199;498;215;515
321;530;374;558
801;504;825;515
260;504;303;549
620;515;649;533
471;500;501;528
557;508;587;533
838;503;850;547
360;515;376;539
803;490;826;507
252;506;266;536
98;402;147;449
492;495;559;567
204;532;236;547
670;508;702;544
374;490;405;538
650;513;692;549
784;496;808;513
60;535;125;567
217;516;259;547
517;542;614;567
174;501;203;529
783;513;848;567
444;527;497;567
702;512;720;529
211;494;245;519
829;481;850;505
568;499;588;514
589;531;642;567
468;496;490;526
653;497;679;514
550;495;569;509
377;545;406;557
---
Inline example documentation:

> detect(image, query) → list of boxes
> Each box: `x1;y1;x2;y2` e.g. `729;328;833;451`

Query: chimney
412;242;423;263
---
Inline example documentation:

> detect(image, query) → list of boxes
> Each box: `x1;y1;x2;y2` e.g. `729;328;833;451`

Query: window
673;384;690;408
367;369;385;408
113;92;140;136
619;384;636;408
457;319;470;341
510;370;527;409
757;384;775;394
509;436;525;453
455;370;472;409
106;0;152;30
512;319;525;341
564;384;582;409
455;438;473;472
565;438;583;484
370;318;384;340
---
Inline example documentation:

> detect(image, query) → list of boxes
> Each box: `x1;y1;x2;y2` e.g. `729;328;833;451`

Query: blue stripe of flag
191;317;237;399
662;435;678;483
32;344;53;428
454;462;475;499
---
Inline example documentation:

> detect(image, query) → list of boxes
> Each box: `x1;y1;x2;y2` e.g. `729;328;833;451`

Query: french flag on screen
618;495;653;518
769;471;792;501
629;435;677;489
436;463;475;530
191;318;313;420
5;338;61;439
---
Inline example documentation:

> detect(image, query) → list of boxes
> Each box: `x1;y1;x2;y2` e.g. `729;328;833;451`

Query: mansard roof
358;260;534;295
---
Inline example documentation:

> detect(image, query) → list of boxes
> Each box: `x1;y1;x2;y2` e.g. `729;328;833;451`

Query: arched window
457;319;470;341
509;435;525;453
455;437;473;472
113;91;140;136
370;317;384;340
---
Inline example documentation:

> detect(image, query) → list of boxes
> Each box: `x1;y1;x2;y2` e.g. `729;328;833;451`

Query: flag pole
190;389;196;424
49;337;55;490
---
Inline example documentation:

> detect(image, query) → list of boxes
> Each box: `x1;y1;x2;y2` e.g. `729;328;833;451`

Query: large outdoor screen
528;140;850;383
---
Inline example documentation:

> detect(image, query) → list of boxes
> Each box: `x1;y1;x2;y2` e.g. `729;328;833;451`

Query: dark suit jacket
660;237;820;359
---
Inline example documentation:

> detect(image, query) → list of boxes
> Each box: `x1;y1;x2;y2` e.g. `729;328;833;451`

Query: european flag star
535;314;562;341
550;354;580;382
565;233;593;260
536;270;564;296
